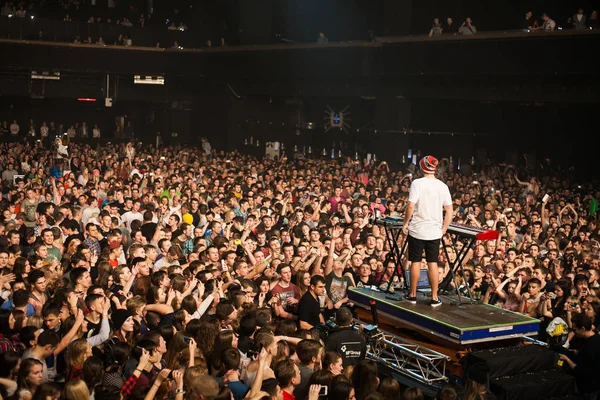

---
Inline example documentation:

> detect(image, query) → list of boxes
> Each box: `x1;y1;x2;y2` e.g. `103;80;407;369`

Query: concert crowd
0;138;597;400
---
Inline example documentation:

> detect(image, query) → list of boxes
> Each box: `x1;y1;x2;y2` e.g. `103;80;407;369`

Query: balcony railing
0;15;214;48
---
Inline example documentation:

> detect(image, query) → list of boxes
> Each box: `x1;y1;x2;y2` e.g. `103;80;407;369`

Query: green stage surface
348;287;541;345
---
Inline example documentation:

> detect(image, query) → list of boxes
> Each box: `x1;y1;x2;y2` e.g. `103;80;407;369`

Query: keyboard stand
440;235;477;306
376;219;408;298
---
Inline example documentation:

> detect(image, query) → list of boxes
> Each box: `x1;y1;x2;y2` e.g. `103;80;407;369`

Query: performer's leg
409;261;421;297
424;238;441;302
427;262;439;301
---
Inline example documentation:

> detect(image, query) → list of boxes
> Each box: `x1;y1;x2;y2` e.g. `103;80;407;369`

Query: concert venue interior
0;1;598;400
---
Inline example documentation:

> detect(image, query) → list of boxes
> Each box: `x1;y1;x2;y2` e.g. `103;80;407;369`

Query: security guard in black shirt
325;307;366;368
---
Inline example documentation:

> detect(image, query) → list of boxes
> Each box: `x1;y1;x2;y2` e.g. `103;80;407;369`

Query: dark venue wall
239;0;273;45
409;99;599;168
272;0;378;43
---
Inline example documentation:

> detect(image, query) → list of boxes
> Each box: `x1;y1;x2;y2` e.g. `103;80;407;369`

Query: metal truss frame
365;330;450;386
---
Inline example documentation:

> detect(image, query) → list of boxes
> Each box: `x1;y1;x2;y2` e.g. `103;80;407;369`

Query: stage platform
348;287;540;346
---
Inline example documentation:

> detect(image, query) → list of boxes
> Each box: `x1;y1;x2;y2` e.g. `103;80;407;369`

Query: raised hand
258;292;266;306
157;368;171;383
75;308;85;324
138;348;151;369
332;225;343;239
308;384;321;400
173;369;184;388
197;281;205;298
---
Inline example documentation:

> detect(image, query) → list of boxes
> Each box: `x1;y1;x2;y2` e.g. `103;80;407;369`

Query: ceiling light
31;71;60;80
134;75;164;85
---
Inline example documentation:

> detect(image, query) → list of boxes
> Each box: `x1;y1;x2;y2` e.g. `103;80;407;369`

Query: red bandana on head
419;155;438;173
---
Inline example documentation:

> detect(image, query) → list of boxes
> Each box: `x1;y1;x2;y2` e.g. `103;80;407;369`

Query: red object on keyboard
475;230;499;241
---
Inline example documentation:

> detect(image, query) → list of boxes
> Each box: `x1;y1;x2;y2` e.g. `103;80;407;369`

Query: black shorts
407;235;440;263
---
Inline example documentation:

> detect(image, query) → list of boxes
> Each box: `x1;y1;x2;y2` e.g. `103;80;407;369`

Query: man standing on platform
402;155;453;307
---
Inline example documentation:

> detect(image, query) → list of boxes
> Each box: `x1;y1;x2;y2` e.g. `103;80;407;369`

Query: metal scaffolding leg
365;330;450;386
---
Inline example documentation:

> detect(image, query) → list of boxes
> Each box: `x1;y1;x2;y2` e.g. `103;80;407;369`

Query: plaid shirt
0;334;24;355
121;373;140;397
83;236;102;257
183;238;194;255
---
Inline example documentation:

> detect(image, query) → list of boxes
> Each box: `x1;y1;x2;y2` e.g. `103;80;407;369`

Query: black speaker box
465;344;558;379
490;368;576;400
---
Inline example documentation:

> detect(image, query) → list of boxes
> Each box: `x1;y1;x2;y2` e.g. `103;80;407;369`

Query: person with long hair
379;377;401;399
95;260;113;288
308;369;333;396
67;338;92;380
272;339;291;366
15;358;44;400
351;360;379;400
13;257;31;281
493;276;522;312
184;366;219;399
210;330;240;375
464;363;494;400
127;340;164;392
0;308;26;354
102;342;132;389
402;387;424;400
541;278;573;322
77;167;90;186
584;298;600;329
0;351;20;398
436;385;459;400
102;309;135;368
62;378;90;400
331;381;356;400
242;331;279;388
62;239;81;266
195;314;221;361
31;383;60;400
82;356;104;397
254;275;274;308
323;351;344;376
110;309;135;345
164;331;197;370
295;270;311;298
214;386;234;400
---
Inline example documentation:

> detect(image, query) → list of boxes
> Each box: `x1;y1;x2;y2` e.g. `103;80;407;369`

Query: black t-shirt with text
325;328;366;368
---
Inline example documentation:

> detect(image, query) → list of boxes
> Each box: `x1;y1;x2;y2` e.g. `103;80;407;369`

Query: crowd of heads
0;137;596;400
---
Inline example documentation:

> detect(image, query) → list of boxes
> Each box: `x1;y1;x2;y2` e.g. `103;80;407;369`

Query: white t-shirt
121;211;143;230
407;177;452;240
543;19;556;31
82;206;100;225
